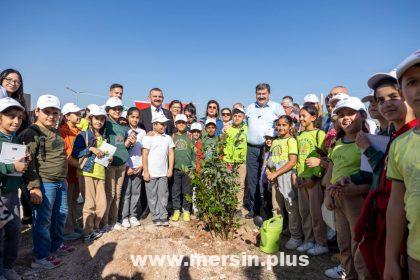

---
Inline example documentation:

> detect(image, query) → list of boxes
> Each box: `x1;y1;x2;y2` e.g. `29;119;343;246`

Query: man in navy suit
139;88;174;135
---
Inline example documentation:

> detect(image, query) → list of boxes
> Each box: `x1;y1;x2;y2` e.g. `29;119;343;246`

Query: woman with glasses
221;107;232;133
169;100;183;119
199;100;223;136
184;103;197;130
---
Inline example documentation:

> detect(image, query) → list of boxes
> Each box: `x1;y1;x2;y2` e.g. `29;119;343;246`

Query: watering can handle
264;216;281;229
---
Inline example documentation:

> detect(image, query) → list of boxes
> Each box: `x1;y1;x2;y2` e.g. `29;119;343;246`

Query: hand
90;147;105;158
126;167;134;176
143;171;150;182
14;157;28;173
134;166;143;174
266;170;276;182
383;260;401;280
328;184;343;198
167;169;173;178
30;188;43;205
108;156;113;163
306;157;321;168
125;134;136;147
356;131;371;150
324;192;335;211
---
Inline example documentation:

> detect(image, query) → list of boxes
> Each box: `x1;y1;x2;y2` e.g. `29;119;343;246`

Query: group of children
0;50;419;279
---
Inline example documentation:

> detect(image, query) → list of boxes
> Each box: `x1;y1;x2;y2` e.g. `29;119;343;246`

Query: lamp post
65;87;86;104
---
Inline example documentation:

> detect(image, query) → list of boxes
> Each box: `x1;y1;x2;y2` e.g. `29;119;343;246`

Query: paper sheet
360;134;390;172
0;142;27;176
94;142;117;167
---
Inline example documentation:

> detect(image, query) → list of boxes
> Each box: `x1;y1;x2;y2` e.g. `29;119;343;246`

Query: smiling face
185;110;195;124
299;109;316;129
170;103;182;117
264;136;273;147
153;121;166;134
128;110;140;128
91;115;106;131
275;118;291;137
232;113;244;126
256;88;270;107
191;130;201;140
175;120;187;133
1;73;21;95
109;87;123;99
65;112;81;125
149;90;164;108
336;107;364;134
205;124;216;136
108;106;123;121
375;85;406;123
221;109;231;122
0;108;23;134
400;65;420;118
36;107;61;129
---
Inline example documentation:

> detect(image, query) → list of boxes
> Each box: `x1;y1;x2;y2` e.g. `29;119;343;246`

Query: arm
71;133;90;158
384;180;406;280
267;154;297;180
167;147;174;177
142;148;150;181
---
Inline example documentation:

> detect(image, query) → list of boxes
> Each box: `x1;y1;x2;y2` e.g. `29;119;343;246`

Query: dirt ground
14;212;339;280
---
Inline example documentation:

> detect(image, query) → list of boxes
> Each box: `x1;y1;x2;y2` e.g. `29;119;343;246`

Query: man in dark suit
139;87;174;134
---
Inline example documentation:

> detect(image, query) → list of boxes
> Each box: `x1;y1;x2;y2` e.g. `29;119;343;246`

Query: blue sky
2;0;419;115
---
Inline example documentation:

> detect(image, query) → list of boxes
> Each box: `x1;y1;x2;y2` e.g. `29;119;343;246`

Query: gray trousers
145;177;169;222
0;191;20;275
121;174;142;219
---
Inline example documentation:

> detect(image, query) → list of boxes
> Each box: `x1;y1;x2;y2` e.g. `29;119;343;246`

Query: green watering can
259;215;283;254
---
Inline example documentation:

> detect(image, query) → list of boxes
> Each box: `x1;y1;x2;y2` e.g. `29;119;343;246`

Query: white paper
360;134;390;172
0;142;27;176
94;142;117;167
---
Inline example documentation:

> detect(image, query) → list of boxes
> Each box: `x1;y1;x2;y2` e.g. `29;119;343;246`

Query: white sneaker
325;264;347;279
121;218;131;229
129;217;141;227
3;268;21;280
307;243;329;256
296;242;314;252
113;222;126;230
285;238;303;250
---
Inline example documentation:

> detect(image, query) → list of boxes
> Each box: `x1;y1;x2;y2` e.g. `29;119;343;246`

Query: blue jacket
199;117;224;136
71;129;98;173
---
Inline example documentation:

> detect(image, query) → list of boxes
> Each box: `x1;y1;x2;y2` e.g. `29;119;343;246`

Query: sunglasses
208;106;217;109
222;113;231;116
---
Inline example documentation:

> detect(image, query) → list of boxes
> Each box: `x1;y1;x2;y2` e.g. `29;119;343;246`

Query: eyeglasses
4;77;21;86
208;106;217;109
222;113;231;116
185;114;194;118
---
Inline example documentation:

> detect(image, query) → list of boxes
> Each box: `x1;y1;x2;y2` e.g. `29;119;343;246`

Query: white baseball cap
233;107;245;114
205;118;217;126
396;50;420;80
330;93;348;103
190;122;202;131
121;111;127;119
333;97;366;115
0;97;24;112
105;97;123;109
86;104;97;111
264;128;276;138
62;103;82;116
89;105;107;117
37;94;61;110
367;70;397;90
304;93;319;104
175;114;188;123
152;114;169;123
361;92;375;103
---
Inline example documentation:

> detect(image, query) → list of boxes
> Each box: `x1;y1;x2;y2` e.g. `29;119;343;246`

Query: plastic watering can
259;215;283;254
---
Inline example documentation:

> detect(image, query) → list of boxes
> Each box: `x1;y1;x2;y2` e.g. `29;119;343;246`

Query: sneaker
56;244;76;256
325;264;347;279
121;218;131;229
160;219;169;226
296;242;314;252
307;243;329;256
153;220;161;227
171;210;181;222
84;230;103;243
3;268;21;280
183;211;191;222
129;217;141;227
285;238;303;250
63;231;82;241
31;256;62;269
113;222;126;231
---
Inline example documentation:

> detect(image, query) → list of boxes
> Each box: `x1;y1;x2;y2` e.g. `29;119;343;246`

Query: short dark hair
256;83;270;93
149;88;163;94
373;79;400;101
282;96;293;102
169;100;183;110
127;106;140;117
184;102;197;116
110;83;123;91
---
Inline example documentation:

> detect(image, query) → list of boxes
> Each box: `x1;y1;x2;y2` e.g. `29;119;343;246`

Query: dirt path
15;216;338;280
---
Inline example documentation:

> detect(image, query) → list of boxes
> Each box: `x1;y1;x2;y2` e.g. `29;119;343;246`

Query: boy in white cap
171;114;195;222
0;97;28;280
20;95;75;269
142;115;175;226
385;50;420;280
202;118;218;160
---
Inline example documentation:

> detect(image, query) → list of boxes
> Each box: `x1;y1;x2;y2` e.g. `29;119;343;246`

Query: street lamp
65;87;86;104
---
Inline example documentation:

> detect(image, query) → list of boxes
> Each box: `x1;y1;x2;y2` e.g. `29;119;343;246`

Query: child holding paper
0;97;28;280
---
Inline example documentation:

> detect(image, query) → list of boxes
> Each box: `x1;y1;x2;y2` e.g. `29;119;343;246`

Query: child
0;98;28;280
77;104;95;131
385;51;420;280
190;122;204;173
121;107;146;228
72;105;108;243
21;95;75;269
58;102;83;240
223;107;248;214
296;104;328;256
171;114;195;222
323;97;371;279
102;97;133;231
202;118;218;160
258;128;275;218
266;115;303;250
142;115;175;226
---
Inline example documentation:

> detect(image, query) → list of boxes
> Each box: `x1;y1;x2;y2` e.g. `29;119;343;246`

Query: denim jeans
32;181;68;260
245;145;263;214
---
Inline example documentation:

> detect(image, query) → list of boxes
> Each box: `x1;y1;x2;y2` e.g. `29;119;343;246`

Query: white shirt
151;105;165;120
366;118;378;135
245;100;285;145
126;127;146;168
142;133;175;178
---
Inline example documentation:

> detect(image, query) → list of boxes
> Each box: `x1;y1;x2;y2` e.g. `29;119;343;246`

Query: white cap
89;105;107;117
152;114;169;123
205;118;217;126
367;70;397;90
86;104;97;111
333;97;366;115
361;92;374;103
0;97;24;112
264;128;276;138
175;114;188;123
396;50;420;80
233;107;245;114
121;111;127;119
304;93;319;104
190;122;202;131
105;97;123;108
62;103;82;115
330;93;348;102
37;94;61;110
0;86;8;99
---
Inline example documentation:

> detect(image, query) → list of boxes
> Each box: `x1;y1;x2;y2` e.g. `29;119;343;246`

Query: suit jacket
139;107;174;135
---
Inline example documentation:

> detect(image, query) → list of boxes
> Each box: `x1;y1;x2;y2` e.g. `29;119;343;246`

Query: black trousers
171;169;192;211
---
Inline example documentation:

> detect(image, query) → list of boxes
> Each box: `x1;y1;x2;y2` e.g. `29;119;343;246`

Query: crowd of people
0;50;419;280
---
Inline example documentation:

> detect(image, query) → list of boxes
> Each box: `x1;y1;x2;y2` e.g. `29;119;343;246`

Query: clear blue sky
3;0;419;115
